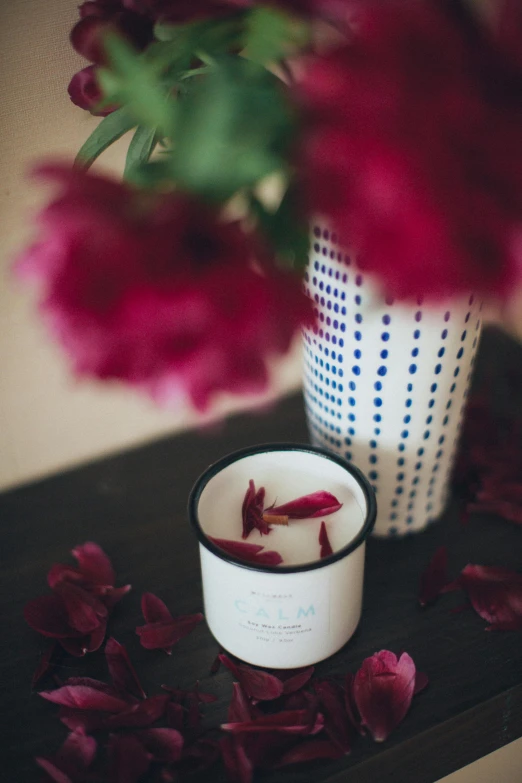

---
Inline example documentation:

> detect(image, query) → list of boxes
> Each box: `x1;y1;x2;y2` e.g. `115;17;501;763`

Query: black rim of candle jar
188;443;377;574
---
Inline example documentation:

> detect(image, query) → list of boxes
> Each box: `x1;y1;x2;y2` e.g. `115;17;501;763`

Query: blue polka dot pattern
302;225;482;536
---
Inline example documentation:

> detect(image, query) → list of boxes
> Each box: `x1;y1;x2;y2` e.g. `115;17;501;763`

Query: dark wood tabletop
1;327;521;783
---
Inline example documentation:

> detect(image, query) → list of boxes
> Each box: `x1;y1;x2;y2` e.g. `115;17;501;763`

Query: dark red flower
17;165;313;410
242;480;270;538
35;729;96;783
67;65;117;116
24;542;130;656
219;654;284;701
209;537;283;565
137;592;203;652
297;0;522;300
70;1;154;64
450;564;522;631
353;650;416;742
418;546;449;607
319;521;333;558
270;490;342;519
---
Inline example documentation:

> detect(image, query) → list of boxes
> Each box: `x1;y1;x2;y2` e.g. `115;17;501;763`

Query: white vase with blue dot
302;225;482;537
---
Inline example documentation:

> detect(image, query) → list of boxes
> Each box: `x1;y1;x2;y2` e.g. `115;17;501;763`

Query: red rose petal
220;735;253;783
314;679;352;752
353;651;416;742
54;582;107;634
136;613;203;651
58;707;108;733
141;592;173;624
105;637;146;700
228;683;257;723
72;542;115;586
24;594;80;639
419;546;449;606
242;480;270;538
108;734;151;783
39;684;130;712
36;728;96;782
99;584;132;610
459;564;522;630
105;694;170;728
281;666;315;695
222;709;325;735
47;563;85;590
319;521;333;558
275;738;345;766
64;676;127;700
219;654;284;701
210;537;284;565
136;728;184;763
270;491;342;519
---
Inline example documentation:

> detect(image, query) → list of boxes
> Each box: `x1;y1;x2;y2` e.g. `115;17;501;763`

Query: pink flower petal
58;707;108;733
54;581;107;634
228;683;257;723
270;491;342;519
97;584;132;610
419;546;449;606
36;729;96;783
105;694;170;728
219;654;284;701
314;679;352;752
34;758;74;783
220;735;253;783
281;666;315;695
47;564;85;590
222;709;324;735
141;592;173;623
353;651;416;742
319;521;333;558
275;738;345;766
210;538;284;566
136;728;184;763
39;684;130;712
242;480;270;538
72;542;115;586
166;701;184;731
108;734;151;783
105;637;146;699
24;594;80;639
458;564;522;630
136;613;203;651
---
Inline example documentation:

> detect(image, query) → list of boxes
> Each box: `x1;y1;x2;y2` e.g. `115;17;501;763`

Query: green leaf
124;126;158;180
122;159;173;188
242;7;310;66
75;108;136;169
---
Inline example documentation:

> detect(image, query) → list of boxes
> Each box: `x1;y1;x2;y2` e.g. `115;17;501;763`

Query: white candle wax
197;449;366;566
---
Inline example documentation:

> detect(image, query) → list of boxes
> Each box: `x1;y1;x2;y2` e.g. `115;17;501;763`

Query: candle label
223;579;330;646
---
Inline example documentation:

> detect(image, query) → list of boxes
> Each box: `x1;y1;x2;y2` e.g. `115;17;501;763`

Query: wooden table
1;328;521;782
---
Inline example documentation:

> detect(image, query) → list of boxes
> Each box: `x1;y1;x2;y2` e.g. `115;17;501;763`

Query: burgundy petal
353;651;416;742
54;581;107;634
459;564;522;630
105;637;146;699
98;584;132;610
108;734;151;783
47;564;85;590
344;673;363;734
167;701;185;731
319;521;333;558
136;613;203;651
39;684;129;712
275;738;345;766
180;738;220;773
32;643;58;688
270;491;342;519
105;694;170;728
36;729;96;782
59;707;108;733
228;683;257;723
210;538;284;565
219;654;284;701
281;666;315;695
220;735;253;783
64;676;127;699
161;683;217;704
222;709;324;735
72;542;115;586
24;594;80;639
314;679;352;752
141;592;172;623
418;546;449;606
34;757;74;783
136;728;184;763
242;480;270;538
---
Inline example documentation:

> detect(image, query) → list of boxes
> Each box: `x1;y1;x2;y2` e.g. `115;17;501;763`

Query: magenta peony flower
16;165;312;410
297;0;522;300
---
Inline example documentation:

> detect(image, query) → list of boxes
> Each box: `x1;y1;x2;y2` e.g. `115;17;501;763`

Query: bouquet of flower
16;0;522;409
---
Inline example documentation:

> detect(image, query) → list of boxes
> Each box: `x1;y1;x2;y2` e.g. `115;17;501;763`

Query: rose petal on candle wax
319;521;333;559
353;651;416;742
218;654;284;701
222;708;324;735
418;545;449;606
453;564;522;630
242;480;270;538
136;613;203;652
209;537;283;566
105;637;147;700
269;490;342;519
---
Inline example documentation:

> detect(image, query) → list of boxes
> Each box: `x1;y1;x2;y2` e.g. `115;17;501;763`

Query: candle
189;444;376;667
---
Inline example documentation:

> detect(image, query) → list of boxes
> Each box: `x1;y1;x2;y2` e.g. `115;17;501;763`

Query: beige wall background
0;0;302;492
0;2;520;779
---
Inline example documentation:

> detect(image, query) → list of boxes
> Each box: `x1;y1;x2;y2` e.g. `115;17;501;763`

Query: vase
302;224;483;537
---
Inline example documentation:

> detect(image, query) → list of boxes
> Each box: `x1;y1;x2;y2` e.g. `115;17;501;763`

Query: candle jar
189;444;376;668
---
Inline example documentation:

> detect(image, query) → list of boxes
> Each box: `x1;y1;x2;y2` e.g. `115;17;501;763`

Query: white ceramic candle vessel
189;444;376;668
